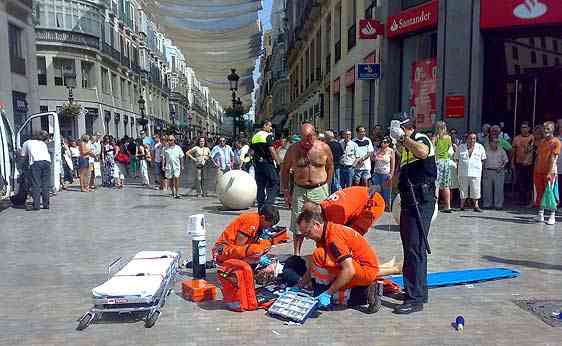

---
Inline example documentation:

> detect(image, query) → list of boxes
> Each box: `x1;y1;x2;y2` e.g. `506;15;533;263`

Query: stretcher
77;251;180;330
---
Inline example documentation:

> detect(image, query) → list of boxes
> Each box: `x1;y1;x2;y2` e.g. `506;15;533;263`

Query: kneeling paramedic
302;186;385;235
389;113;437;314
297;209;382;314
213;206;281;266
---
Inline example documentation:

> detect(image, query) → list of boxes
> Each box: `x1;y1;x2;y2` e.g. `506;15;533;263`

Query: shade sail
147;0;262;108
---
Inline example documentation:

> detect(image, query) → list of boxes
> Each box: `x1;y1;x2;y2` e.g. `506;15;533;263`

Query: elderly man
281;123;334;256
455;132;487;212
211;137;235;181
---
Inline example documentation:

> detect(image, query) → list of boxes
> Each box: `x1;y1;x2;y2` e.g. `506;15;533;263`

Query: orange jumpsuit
310;222;380;303
320;186;385;235
212;213;271;264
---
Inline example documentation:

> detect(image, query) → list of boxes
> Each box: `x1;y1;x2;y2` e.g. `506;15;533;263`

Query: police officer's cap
396;111;416;128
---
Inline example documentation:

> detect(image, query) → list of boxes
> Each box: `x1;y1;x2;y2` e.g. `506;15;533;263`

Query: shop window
530;51;537;64
542;54;548;66
512;46;519;60
37;56;47;85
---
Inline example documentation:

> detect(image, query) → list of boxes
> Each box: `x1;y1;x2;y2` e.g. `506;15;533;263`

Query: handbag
115;150;130;165
540;177;558;210
93;162;102;177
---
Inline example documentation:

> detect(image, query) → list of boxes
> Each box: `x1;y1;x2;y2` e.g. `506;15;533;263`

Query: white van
0;110;61;199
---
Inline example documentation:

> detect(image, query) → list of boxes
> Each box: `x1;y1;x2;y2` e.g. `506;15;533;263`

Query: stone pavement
1;173;562;346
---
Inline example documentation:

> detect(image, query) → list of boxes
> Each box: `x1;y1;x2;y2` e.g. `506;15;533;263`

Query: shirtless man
281;123;334;256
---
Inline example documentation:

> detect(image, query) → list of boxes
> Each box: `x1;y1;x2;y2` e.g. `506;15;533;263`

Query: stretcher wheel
76;312;95;331
144;310;160;328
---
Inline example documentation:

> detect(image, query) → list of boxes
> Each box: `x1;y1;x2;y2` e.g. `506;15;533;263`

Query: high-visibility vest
400;132;435;167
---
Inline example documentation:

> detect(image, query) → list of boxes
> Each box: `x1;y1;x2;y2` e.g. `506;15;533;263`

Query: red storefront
480;0;562;130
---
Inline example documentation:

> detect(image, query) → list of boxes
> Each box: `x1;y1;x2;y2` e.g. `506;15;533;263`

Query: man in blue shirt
211;137;235;180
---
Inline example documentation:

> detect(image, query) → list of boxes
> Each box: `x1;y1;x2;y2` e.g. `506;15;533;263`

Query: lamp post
227;69;241;138
137;94;147;133
64;71;76;104
188;112;193;141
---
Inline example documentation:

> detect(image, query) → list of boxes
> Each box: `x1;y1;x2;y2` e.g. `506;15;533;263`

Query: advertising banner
409;58;437;129
445;95;465;118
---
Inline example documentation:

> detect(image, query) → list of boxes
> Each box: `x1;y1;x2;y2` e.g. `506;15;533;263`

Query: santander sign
387;0;438;38
481;0;561;29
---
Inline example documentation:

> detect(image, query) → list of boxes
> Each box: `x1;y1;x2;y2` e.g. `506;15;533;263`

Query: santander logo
361;22;377;36
390;20;399;32
390;10;432;32
513;0;548;19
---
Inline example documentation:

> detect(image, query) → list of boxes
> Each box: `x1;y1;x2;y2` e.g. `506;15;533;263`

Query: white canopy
147;0;262;108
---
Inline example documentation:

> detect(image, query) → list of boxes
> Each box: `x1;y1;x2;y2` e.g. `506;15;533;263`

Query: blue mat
386;268;520;289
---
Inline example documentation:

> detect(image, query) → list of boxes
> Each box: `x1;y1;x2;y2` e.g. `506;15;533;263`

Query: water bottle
455;315;464;332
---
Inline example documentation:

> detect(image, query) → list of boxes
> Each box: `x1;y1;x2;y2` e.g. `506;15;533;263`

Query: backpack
217;259;273;312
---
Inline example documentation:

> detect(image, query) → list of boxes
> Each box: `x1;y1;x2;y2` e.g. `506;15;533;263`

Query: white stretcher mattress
92;251;178;299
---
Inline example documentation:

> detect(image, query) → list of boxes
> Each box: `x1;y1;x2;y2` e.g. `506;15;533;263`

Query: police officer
389;114;437;314
250;120;280;210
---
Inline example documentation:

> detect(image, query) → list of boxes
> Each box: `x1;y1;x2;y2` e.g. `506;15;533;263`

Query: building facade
284;0;562;136
1;0;39;129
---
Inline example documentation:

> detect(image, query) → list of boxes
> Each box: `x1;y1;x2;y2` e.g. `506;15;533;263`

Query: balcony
36;29;100;50
334;41;341;63
102;42;120;62
10;55;26;75
347;24;356;51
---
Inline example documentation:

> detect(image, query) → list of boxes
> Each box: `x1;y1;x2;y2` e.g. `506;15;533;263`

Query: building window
529;37;535;46
514;64;521;74
37;57;47;85
542;54;548;66
101;68;110;94
512;46;519;60
553;39;559;52
347;0;357;51
530;51;537;64
9;24;25;75
112;73;118;97
121;78;126;100
335;3;342;62
402;0;428;9
540;36;546;49
53;58;75;86
81;61;95;88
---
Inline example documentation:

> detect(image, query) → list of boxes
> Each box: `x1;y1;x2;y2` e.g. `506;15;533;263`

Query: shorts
353;169;371;183
290;183;330;235
78;157;89;170
436;159;453;188
459;176;481;199
165;166;181;179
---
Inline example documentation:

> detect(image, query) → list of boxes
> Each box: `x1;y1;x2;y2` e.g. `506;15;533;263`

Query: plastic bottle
455;316;464;332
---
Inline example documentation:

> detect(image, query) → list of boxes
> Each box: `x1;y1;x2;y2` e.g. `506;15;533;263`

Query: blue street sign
357;63;381;80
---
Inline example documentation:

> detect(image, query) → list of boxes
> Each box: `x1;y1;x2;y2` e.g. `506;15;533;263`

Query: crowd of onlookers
51;118;561;225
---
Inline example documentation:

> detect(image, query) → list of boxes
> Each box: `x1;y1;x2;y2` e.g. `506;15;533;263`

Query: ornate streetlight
137;94;147;133
64;71;76;104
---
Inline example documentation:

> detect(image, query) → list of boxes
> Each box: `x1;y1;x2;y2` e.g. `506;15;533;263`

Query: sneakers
546;214;556;226
535;211;545;223
366;280;383;314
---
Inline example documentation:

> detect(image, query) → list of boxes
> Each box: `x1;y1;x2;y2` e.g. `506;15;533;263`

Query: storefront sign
357;64;381;80
445;95;465;118
409;58;437;129
358;19;385;39
345;67;355;87
481;0;562;29
387;0;438;38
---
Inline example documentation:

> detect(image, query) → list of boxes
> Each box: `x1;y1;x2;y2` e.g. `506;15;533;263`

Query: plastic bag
540;178;558;210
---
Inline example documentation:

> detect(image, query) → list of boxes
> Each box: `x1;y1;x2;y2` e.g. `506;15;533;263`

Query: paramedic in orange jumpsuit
303;186;385;236
213;206;280;264
297;209;382;313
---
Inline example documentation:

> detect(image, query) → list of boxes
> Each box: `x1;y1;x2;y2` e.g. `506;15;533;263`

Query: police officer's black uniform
250;129;279;210
395;129;437;314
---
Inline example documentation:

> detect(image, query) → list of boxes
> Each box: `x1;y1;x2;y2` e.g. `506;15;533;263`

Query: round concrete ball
216;170;257;210
391;194;438;225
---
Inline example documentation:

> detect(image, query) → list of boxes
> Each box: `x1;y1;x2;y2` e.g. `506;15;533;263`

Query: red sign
445;95;465;118
387;0;438;39
481;0;562;29
333;78;340;94
345;67;355;87
409;58;437;129
358;19;385;39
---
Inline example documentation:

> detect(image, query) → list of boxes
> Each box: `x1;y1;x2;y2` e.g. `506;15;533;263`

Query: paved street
1;174;562;346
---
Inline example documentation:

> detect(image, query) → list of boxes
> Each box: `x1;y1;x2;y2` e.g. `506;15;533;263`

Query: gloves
389;120;405;143
258;255;272;266
260;228;276;240
316;291;332;308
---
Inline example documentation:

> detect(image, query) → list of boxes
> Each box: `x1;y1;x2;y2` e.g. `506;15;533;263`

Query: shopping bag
93;162;102;177
540;178;558;210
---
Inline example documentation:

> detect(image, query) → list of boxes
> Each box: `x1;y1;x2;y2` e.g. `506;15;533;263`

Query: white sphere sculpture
216;170;257;210
391;194;438;225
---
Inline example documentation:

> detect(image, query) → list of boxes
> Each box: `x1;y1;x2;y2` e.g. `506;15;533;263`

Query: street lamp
137;94;147;133
188;112;193;141
64;71;76;104
227;69;239;91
